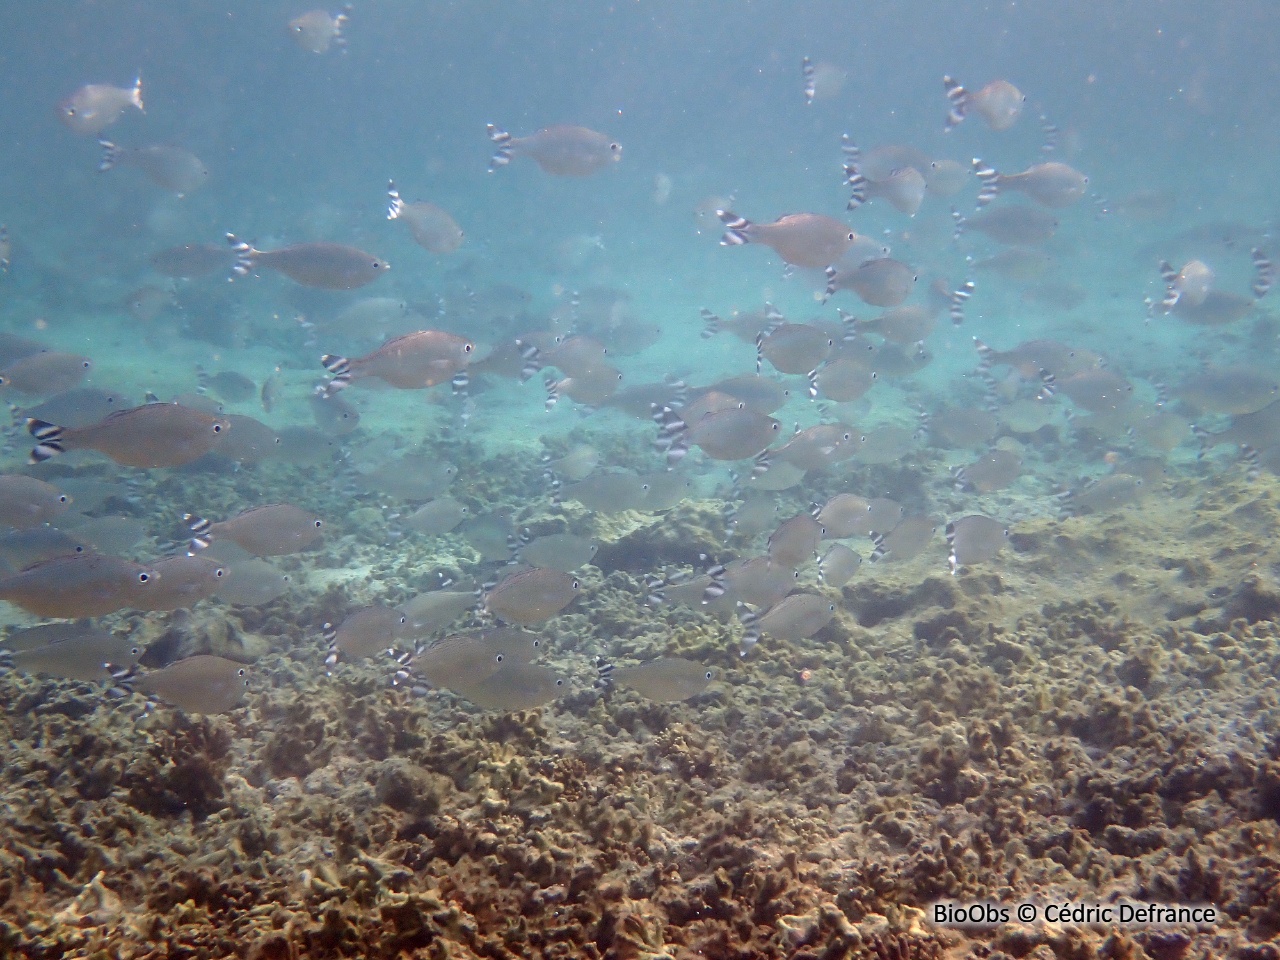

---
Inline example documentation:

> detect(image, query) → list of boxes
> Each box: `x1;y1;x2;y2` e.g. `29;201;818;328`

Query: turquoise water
3;2;1280;956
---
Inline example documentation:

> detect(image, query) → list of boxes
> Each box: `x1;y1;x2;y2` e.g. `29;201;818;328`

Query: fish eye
464;343;474;352
532;639;541;647
555;679;565;686
704;670;713;680
215;568;226;577
58;495;68;503
313;519;323;528
495;653;504;663
237;668;247;677
847;232;856;241
571;579;580;590
770;422;780;431
609;143;620;151
66;108;76;116
138;572;151;583
212;423;223;433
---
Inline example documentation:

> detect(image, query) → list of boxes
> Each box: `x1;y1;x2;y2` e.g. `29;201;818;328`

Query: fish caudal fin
1252;247;1274;299
320;354;352;396
514;339;542;381
651;404;689;468
942;75;967;131
1157;260;1180;312
801;57;815;105
130;75;144;112
26;418;65;464
844;167;868;210
950;206;967;241
949;280;975;326
226;233;257;277
972;158;1000;207
822;265;839;303
486;124;513;172
736;604;760;656
700;308;722;339
183;513;213;553
716;210;751;246
386;179;405;219
544;375;563;412
97;140;122;172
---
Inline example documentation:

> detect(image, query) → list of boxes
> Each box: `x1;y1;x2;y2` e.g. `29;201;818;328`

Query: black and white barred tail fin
801;57;816;105
972;158;1000;207
97;139;123;173
320;354;352;397
183;513;213;554
942;75;968;131
700;308;722;339
717;210;752;247
949;280;975;326
386;179;406;220
651;404;689;468
26;419;65;464
226;233;257;277
1157;260;1181;312
1252;247;1274;299
514;339;542;381
486;124;513;172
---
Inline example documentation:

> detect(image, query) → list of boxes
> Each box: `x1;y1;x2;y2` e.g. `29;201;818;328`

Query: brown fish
289;6;349;53
98;141;209;195
740;593;836;653
767;514;824;567
943;76;1025;132
0;475;71;529
487;124;621;176
215;414;281;463
954;448;1021;493
321;330;473;395
28;402;229;468
228;234;389;289
719;210;856;269
756;323;833;375
946;515;1009;573
0;552;156;618
133;655;248;714
0;352;92;395
386;181;463;253
4;623;142;683
58;78;143;135
186;503;323;556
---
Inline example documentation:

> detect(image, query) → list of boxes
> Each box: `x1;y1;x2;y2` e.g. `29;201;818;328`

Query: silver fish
404;497;469;537
485;568;579;625
602;657;713;702
946;515;1009;574
58;77;143;136
5;624;142;683
767;514;824;567
818;544;862;587
973;159;1087;208
133;655;248;714
824;257;916;307
326;605;405;665
740;593;836;653
98;141;209;195
289;6;350;53
228;234;389;290
186;504;323;557
487;124;621;176
869;515;936;563
0;475;71;529
213;556;292;606
134;555;227;612
518;533;598;572
0;552;156;618
943;76;1025;132
719;210;856;269
387;180;464;253
954;449;1021;493
321;330;473;395
0;352;93;395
